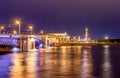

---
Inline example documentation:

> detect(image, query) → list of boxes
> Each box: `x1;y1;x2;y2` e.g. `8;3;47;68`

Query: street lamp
13;30;17;35
40;30;44;34
15;19;21;35
28;25;33;35
0;26;4;34
105;36;109;39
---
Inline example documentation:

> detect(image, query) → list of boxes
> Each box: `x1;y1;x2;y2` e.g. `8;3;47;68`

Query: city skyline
0;0;120;38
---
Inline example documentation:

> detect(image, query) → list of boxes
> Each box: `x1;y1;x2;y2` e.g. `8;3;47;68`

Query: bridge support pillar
27;37;37;51
45;38;50;48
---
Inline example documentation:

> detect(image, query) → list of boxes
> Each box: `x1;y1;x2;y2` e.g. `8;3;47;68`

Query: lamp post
28;25;33;35
15;19;21;35
0;26;4;34
15;19;22;51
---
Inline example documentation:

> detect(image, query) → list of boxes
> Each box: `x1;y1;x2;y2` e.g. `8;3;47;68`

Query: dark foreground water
0;46;120;78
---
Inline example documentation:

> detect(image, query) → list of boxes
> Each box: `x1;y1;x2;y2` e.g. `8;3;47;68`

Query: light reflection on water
102;46;112;78
80;47;93;78
0;46;117;78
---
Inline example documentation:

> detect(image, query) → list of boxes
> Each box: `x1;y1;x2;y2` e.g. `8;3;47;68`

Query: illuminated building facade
47;32;70;44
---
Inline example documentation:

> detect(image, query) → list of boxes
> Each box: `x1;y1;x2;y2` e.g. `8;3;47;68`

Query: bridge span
0;34;53;51
0;33;70;51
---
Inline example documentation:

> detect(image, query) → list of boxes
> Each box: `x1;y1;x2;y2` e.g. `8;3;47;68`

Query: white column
28;37;37;52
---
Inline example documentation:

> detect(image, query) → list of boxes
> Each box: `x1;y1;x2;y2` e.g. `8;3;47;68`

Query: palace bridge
0;32;70;51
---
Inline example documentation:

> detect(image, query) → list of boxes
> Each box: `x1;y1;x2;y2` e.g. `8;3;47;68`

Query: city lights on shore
105;36;109;39
0;17;93;44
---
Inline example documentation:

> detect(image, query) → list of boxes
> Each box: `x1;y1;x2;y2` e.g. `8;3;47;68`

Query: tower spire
85;27;89;42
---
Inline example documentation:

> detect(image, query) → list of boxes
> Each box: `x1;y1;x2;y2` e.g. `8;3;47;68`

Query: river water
0;46;120;78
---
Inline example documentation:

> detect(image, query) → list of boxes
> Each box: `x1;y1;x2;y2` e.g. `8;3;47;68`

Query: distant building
46;32;70;44
71;36;81;43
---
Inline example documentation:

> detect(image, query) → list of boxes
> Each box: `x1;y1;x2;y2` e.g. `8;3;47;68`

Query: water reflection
80;46;94;78
10;52;38;78
8;46;87;78
102;46;112;78
0;46;107;78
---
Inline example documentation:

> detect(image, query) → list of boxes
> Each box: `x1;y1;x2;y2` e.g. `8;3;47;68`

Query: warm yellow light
13;30;17;34
40;30;43;34
0;26;4;29
105;36;109;39
15;19;20;24
29;26;33;30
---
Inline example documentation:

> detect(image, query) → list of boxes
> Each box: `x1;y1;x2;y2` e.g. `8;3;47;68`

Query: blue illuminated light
11;47;21;52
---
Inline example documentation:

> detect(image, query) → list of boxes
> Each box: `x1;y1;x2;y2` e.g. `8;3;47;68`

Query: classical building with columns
46;32;70;44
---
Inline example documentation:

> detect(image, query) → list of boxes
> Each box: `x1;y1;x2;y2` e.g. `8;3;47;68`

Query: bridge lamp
15;19;21;35
0;26;4;34
13;30;17;35
28;25;33;35
40;30;44;34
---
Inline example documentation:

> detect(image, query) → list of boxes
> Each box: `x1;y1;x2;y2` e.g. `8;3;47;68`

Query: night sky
0;0;120;39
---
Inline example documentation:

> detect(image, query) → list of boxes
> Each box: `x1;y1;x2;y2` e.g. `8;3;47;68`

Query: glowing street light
28;25;33;35
40;30;44;34
105;36;109;39
0;26;4;34
15;19;21;35
13;30;17;35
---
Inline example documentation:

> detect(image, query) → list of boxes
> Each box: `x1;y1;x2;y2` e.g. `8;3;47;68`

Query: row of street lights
0;19;33;35
15;19;33;35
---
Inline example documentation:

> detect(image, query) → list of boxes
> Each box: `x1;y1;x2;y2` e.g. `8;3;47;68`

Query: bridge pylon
22;35;37;52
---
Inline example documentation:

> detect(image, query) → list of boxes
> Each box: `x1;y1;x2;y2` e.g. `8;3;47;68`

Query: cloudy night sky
0;0;120;39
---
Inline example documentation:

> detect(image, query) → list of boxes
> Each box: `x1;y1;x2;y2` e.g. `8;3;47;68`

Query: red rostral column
85;27;89;42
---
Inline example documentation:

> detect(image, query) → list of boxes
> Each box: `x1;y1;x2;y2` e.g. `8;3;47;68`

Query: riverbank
57;43;120;46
